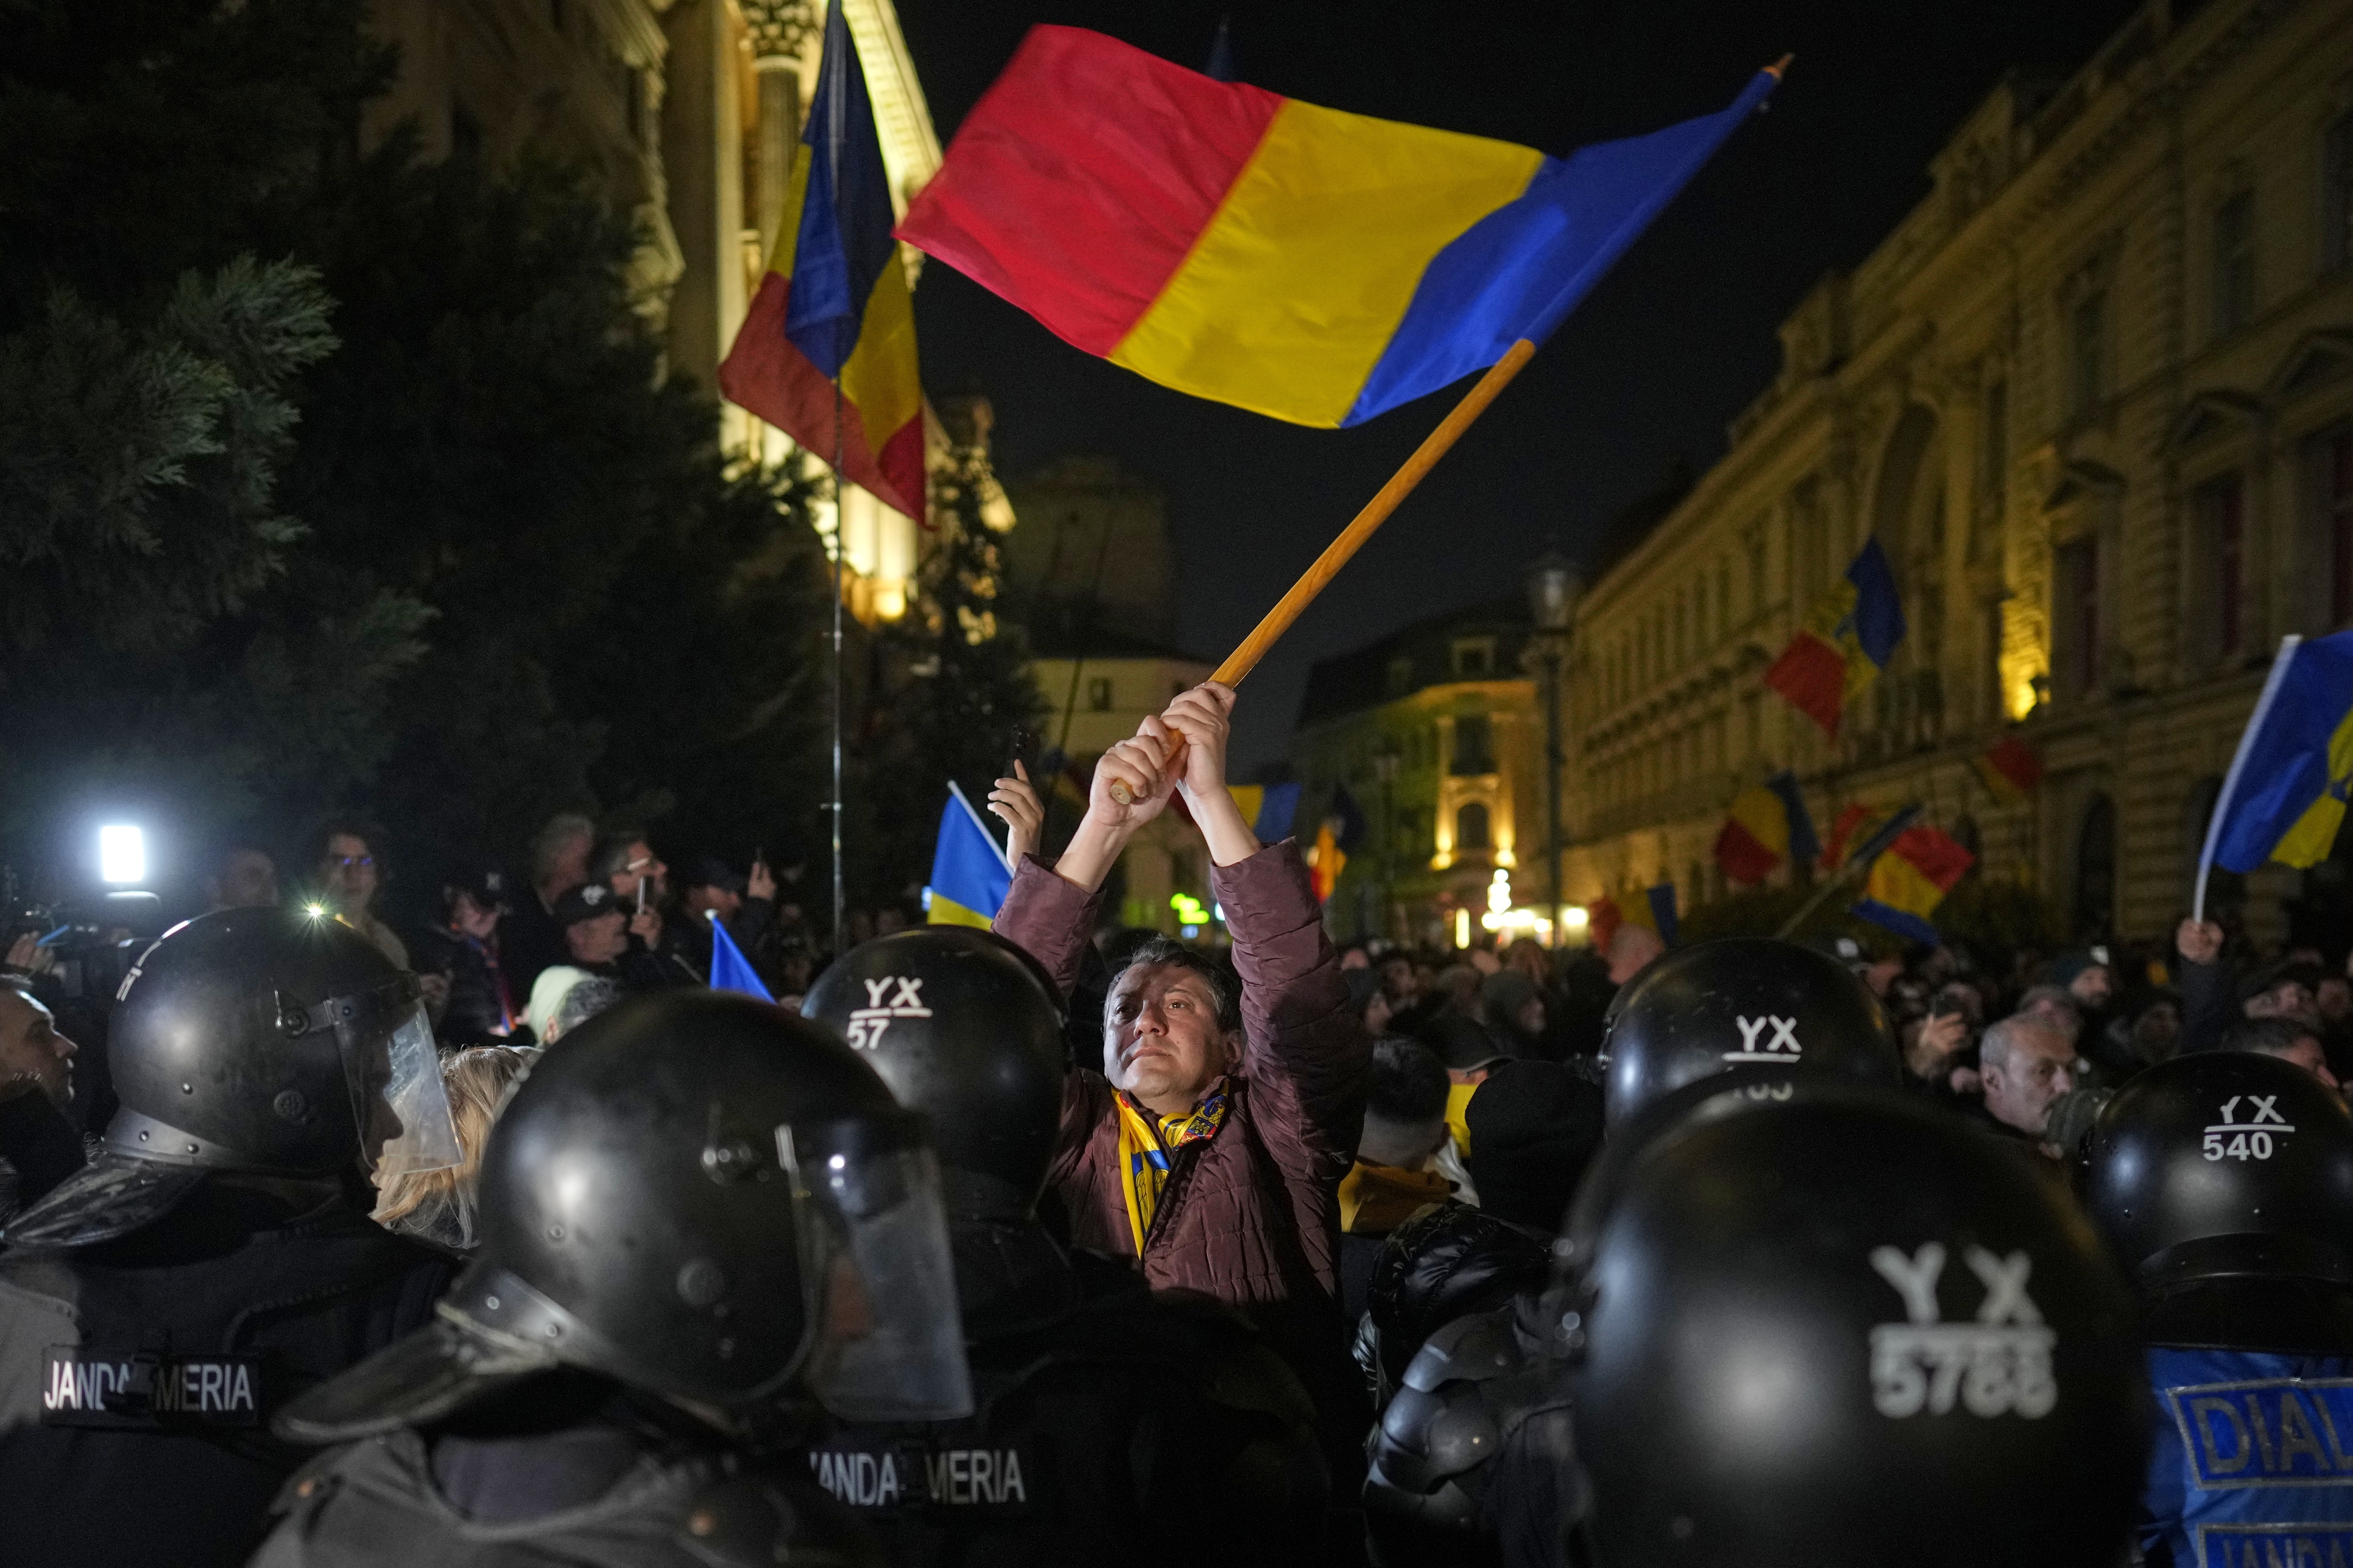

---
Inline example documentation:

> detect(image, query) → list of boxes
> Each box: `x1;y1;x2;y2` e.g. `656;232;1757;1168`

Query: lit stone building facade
1294;603;1546;946
1563;0;2353;946
365;0;944;624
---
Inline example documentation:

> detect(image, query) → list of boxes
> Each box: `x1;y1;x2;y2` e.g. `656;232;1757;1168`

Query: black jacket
0;1181;451;1568
791;1225;1328;1568
1355;1200;1554;1413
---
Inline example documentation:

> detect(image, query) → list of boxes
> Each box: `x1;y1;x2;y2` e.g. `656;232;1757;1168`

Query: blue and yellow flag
927;782;1013;928
718;0;924;519
2202;631;2353;902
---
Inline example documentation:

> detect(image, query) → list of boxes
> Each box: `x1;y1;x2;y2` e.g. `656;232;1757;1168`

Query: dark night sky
890;0;2143;772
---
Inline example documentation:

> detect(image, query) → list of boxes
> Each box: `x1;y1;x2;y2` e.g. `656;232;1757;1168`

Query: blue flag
707;914;775;1003
928;782;1013;928
2200;630;2353;913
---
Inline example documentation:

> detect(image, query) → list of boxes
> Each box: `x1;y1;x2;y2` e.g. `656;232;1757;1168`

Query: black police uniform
0;907;458;1568
0;1181;448;1567
1363;1291;1581;1568
253;1373;875;1568
798;926;1331;1568
249;992;974;1568
795;1232;1327;1568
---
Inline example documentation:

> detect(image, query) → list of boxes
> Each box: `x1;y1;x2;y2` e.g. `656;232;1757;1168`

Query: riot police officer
0;907;461;1568
1594;936;1899;1126
1569;1078;2147;1565
1365;938;1903;1565
2085;1051;2353;1565
249;989;972;1566
800;926;1328;1568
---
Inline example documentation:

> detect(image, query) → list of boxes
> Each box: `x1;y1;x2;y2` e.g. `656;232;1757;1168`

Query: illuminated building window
1456;802;1491;852
1452;715;1493;776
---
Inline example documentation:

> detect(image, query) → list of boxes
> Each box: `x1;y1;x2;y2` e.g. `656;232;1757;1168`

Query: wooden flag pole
1110;337;1538;804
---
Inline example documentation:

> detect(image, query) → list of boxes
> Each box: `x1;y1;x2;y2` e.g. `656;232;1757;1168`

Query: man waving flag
719;0;924;519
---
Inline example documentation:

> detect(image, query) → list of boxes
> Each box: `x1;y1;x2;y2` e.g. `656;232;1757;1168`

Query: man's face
0;986;76;1105
566;912;628;965
2067;967;2115;1008
213;850;277;910
2276;1033;2340;1091
451;891;500;940
546;831;593;892
1983;1024;2079;1137
321;834;379;913
2248;982;2323;1031
607;841;667;903
1104;961;1239;1110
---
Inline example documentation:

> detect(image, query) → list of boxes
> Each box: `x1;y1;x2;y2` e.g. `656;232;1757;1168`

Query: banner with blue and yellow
2202;631;2353;900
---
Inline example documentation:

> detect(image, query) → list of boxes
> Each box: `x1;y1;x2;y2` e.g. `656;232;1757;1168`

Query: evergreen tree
851;429;1046;909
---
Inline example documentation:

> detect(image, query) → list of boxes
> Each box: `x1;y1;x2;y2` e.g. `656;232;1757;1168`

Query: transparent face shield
328;983;462;1179
780;1112;973;1423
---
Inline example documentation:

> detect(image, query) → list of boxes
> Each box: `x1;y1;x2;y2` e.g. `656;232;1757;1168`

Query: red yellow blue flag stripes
2197;630;2353;916
719;0;924;519
1971;735;2045;805
1765;538;1907;736
1851;826;1974;945
1714;769;1820;886
896;26;1779;429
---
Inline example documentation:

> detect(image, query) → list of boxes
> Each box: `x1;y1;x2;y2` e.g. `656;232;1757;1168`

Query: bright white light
303;902;328;920
99;825;144;885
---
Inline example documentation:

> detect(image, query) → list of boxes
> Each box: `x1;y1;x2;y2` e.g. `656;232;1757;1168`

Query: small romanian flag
929;783;1013;928
1971;735;2045;805
1851;827;1974;945
1592;883;1679;952
718;0;925;520
1228;782;1304;842
897;26;1778;428
1714;769;1820;886
1764;538;1907;736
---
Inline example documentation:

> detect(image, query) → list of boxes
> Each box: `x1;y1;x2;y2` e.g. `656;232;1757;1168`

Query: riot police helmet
2;905;460;1250
2084;1050;2353;1352
803;925;1065;1219
1596;936;1897;1127
275;991;973;1442
1574;1079;2146;1567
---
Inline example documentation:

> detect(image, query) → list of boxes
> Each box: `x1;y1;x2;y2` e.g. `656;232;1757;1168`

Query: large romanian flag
1764;538;1907;736
896;27;1779;428
718;0;924;519
1714;770;1820;886
1851;827;1974;945
928;784;1013;928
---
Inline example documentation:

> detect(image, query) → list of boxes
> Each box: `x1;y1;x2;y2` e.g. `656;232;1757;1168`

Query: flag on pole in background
1714;769;1820;886
926;782;1013;928
1229;781;1304;842
2201;630;2353;880
897;26;1780;428
718;0;925;519
1309;820;1346;904
1606;882;1678;948
1764;538;1907;736
707;915;776;1003
1850;826;1974;945
1971;734;2045;805
1818;803;1882;870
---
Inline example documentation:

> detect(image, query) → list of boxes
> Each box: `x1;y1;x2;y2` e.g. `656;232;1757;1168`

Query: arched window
2074;793;2117;939
1455;801;1491;852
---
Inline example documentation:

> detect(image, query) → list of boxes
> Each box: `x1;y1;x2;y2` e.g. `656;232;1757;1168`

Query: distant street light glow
99;825;145;885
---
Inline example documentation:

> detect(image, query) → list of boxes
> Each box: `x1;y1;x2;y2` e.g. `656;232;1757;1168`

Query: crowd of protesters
0;676;2350;1567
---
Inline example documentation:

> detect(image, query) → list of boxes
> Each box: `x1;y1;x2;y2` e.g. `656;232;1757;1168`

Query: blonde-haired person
372;1045;533;1253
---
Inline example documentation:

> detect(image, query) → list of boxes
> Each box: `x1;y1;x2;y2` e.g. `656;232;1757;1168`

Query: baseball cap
553;883;624;927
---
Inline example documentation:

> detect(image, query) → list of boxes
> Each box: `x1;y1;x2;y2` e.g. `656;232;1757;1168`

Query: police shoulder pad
676;1462;880;1568
1402;1304;1525;1395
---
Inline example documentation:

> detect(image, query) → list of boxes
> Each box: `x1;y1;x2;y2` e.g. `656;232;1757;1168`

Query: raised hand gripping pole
1109;338;1538;806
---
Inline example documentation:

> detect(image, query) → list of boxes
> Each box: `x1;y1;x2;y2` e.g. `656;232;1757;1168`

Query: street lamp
1524;550;1583;947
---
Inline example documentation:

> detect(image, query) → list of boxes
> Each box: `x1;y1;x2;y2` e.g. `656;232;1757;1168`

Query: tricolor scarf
1113;1081;1229;1256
